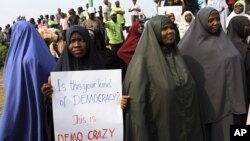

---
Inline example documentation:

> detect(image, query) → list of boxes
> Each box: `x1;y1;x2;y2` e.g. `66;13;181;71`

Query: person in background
48;15;59;28
0;27;5;44
82;7;104;32
122;15;204;141
178;10;195;38
77;6;85;25
49;31;64;61
29;18;37;28
68;8;80;27
105;12;124;54
55;8;62;24
139;11;147;21
205;0;228;31
129;0;141;24
83;3;90;20
179;7;247;141
117;21;144;66
226;0;250;29
227;16;250;123
97;5;104;22
59;13;69;41
0;20;56;141
102;0;111;22
90;29;127;79
166;12;180;44
112;0;126;27
123;22;131;39
37;18;44;29
182;0;199;14
44;14;49;28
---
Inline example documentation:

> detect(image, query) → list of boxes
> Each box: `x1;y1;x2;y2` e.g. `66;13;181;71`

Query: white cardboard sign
51;70;123;141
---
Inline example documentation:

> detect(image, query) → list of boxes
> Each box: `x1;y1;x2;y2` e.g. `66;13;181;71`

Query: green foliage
0;44;8;68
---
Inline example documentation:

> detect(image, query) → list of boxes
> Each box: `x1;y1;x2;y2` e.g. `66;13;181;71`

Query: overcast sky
0;0;157;28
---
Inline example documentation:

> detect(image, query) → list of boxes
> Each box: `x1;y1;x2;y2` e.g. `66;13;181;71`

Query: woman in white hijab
178;10;195;38
226;0;250;29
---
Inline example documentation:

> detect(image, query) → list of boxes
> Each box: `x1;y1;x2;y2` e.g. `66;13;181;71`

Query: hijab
227;16;249;58
117;21;142;65
0;21;56;141
178;11;195;38
179;7;247;123
123;15;204;141
226;0;250;28
54;25;105;71
45;25;105;141
92;29;127;79
227;16;250;99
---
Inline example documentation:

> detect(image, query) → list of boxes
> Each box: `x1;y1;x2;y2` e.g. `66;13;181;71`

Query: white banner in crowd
158;6;182;24
51;70;123;141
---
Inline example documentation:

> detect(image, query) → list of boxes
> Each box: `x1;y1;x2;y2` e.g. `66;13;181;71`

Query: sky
0;0;158;28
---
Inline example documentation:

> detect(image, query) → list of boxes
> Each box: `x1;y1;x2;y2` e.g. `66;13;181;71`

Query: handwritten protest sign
51;70;123;141
158;6;182;24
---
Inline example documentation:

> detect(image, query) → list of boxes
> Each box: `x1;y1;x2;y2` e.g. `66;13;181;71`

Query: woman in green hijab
122;15;204;141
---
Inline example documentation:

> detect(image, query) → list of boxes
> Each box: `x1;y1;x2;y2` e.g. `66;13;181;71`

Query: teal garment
123;15;204;141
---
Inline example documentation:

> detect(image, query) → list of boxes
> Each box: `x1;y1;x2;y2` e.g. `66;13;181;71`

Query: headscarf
123;15;204;141
45;25;105;141
179;7;247;123
117;21;142;65
92;29;127;79
0;21;56;141
227;16;249;58
54;25;105;71
178;10;195;38
226;0;250;28
227;16;250;99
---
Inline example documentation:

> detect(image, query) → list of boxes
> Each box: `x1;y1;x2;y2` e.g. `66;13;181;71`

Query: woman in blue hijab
0;21;56;140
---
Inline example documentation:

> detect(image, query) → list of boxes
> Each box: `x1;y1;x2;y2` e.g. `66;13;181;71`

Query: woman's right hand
41;83;53;98
41;76;53;98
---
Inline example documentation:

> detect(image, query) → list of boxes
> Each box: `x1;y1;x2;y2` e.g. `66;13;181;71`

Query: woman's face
234;4;244;14
244;20;250;37
161;23;175;45
207;13;220;33
138;23;144;34
68;32;87;58
185;13;192;23
169;14;175;23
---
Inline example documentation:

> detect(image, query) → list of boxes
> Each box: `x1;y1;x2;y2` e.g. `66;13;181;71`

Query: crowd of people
0;0;250;141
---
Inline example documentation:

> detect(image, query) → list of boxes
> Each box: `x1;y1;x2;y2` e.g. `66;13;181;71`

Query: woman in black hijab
179;7;247;141
41;25;105;141
123;15;204;141
227;15;250;123
91;29;127;80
